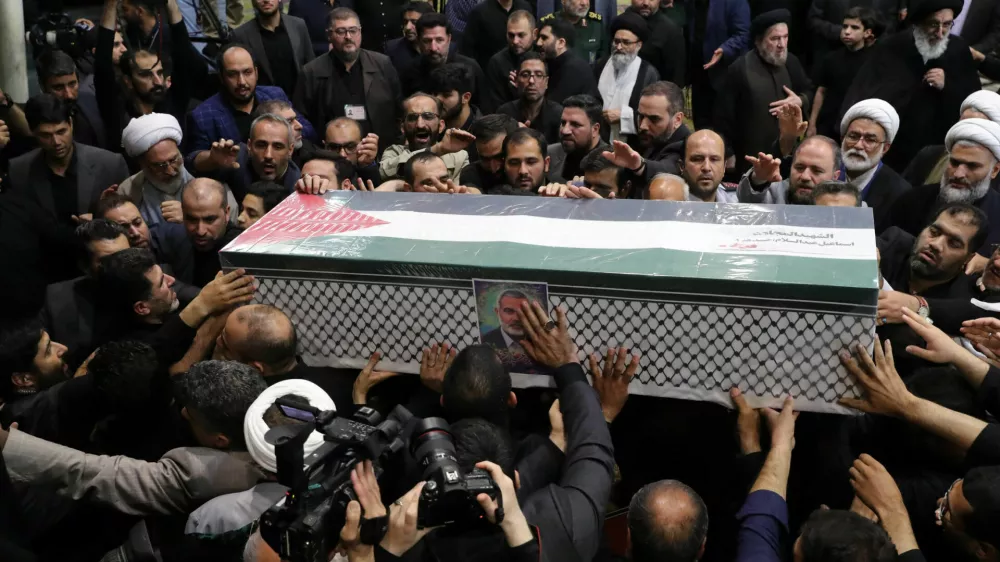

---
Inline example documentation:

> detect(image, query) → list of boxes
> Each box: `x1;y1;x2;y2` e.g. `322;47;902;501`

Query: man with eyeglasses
295;7;402;156
118;113;239;228
889;119;1000;276
379;93;472;182
835;99;912;234
231;0;315;100
497;53;564;145
597;13;661;143
325;117;382;186
843;0;981;172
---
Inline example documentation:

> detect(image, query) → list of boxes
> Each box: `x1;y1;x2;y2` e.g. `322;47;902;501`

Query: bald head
648;174;689;201
182;178;227;209
325;117;364;164
214;304;297;375
681;130;726;202
181;178;230;250
628;480;708;562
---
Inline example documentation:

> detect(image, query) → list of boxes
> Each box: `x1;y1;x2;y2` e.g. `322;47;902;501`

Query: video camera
26;13;95;60
261;403;503;562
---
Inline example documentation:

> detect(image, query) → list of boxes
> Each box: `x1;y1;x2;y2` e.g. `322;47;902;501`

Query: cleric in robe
840;0;981;173
596;12;660;143
713;9;813;176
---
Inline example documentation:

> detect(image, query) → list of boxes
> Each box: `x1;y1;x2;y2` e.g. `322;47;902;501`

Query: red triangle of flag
226;194;389;250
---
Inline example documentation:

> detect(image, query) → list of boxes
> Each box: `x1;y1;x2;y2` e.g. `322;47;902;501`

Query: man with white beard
889;118;1000;266
595;12;661;143
842;0;981;172
713;9;813;177
117;113;239;228
838;99;912;234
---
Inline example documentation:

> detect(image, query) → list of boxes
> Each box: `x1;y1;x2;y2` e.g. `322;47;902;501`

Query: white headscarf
840;99;900;144
945;118;1000;162
244;379;336;474
121;113;182;158
961;90;1000;124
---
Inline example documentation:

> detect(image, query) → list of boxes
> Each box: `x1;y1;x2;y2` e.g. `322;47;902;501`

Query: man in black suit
481;289;540;374
961;0;1000;56
536;18;601;104
294;7;403;155
35;50;106;150
9;95;129;228
838;99;912;234
40;220;131;367
232;0;316;98
486;10;538;112
181;178;245;287
0;320;70;414
498;53;564;145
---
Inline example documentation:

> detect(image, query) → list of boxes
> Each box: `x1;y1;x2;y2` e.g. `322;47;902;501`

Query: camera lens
410;418;459;481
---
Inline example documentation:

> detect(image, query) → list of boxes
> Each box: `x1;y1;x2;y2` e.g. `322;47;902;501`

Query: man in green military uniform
539;0;608;64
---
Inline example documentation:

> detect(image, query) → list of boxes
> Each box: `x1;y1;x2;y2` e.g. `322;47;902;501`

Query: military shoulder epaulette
588;11;602;20
539;12;556;21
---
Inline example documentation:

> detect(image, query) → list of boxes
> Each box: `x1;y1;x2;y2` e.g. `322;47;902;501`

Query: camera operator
36;49;107;149
367;303;614;562
97;0;208;152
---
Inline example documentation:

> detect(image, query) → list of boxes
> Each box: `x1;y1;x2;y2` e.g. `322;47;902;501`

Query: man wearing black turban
841;0;981;173
712;9;814;177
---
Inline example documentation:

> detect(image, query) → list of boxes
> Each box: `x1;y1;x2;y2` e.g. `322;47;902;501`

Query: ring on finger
544;320;557;332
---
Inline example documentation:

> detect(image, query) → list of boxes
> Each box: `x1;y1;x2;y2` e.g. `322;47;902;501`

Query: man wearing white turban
903;90;1000;191
889;118;1000;273
116;113;239;229
838;98;912;233
184;379;337;538
841;0;981;172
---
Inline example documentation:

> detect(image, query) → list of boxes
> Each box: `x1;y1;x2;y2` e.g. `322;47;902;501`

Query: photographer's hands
380;482;433;556
475;461;533;548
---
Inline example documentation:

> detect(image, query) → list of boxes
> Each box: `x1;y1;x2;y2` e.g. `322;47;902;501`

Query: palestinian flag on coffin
222;191;877;307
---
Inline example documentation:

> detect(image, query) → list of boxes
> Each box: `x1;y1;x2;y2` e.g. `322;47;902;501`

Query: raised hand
839;340;916;418
601;140;642;171
565;185;605;199
434;129;476;154
353;351;401;405
961;316;1000;355
548;399;566;452
538;183;570;197
589;347;639;423
515;302;579;369
777;104;808;139
197;268;256;314
760;395;798;450
161;199;184;223
352;178;378;191
876;290;920;325
900;307;966;365
730;387;762;455
209;138;241;169
296;173;332;195
419;342;455;393
768;86;802;115
745;152;782;184
356;133;380;167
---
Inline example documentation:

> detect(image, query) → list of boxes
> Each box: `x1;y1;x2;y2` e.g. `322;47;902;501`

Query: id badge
345;105;367;120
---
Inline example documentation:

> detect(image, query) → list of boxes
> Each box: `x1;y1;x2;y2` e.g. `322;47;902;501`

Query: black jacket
485;49;522;113
631;7;687;86
520;362;614;562
294;50;403;154
497;99;564;145
888;183;1000;257
863;163;912;235
462;0;533;73
400;52;488;112
546;51;601;105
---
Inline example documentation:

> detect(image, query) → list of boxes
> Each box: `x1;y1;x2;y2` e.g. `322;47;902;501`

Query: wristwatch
630;156;645;174
915;296;930;319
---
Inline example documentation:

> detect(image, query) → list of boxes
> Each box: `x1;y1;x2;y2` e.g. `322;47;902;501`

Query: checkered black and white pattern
257;278;873;414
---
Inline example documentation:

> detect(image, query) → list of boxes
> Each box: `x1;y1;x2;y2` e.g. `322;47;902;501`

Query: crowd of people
4;0;1000;560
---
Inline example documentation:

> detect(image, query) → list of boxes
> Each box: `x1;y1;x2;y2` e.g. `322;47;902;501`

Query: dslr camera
26;13;95;59
260;399;410;562
411;418;503;529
